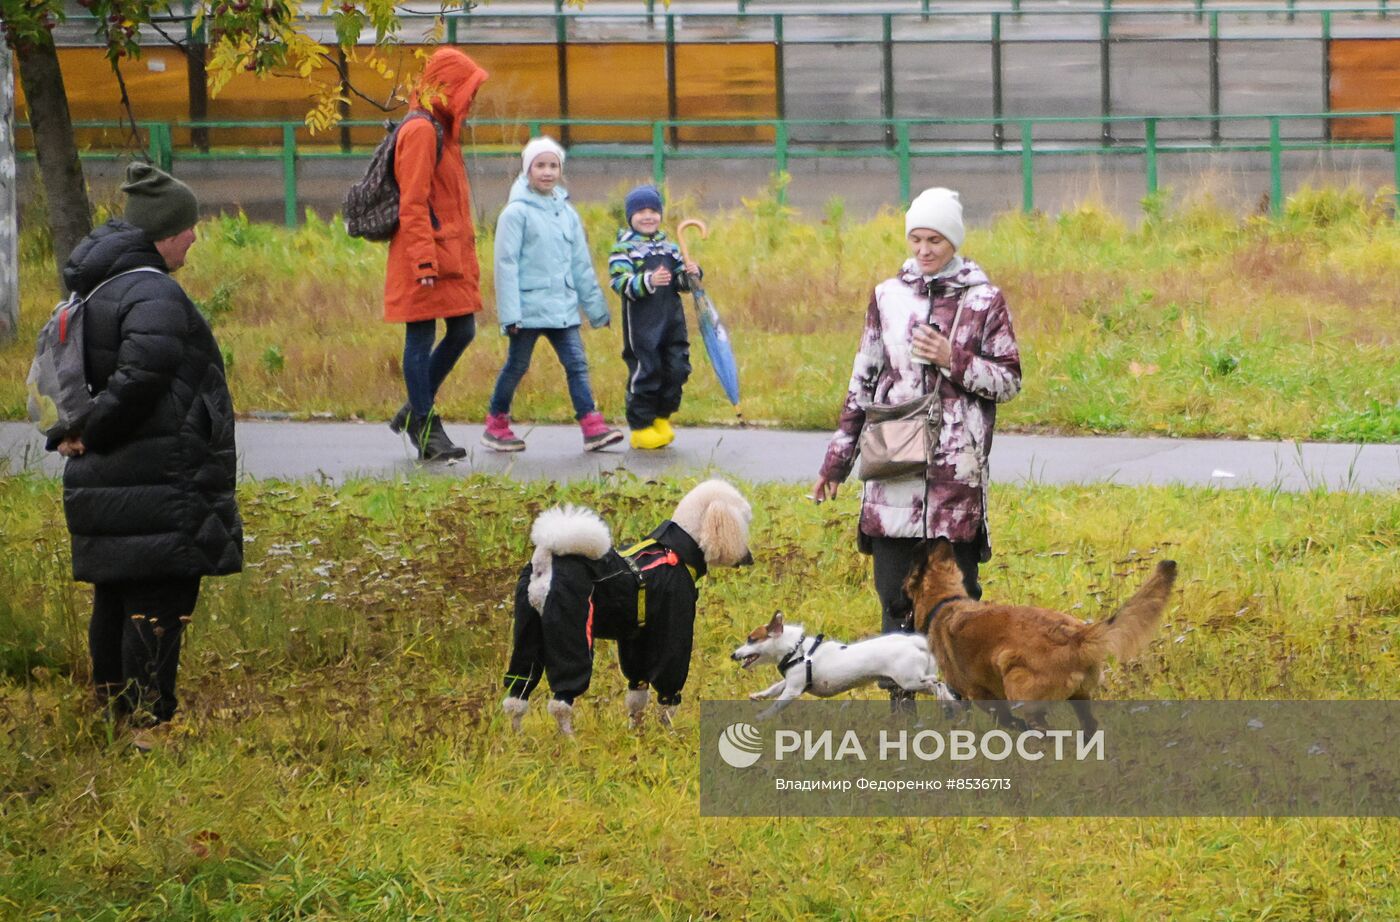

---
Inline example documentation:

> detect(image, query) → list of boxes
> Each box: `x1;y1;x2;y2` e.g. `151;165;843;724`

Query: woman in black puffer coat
55;164;242;736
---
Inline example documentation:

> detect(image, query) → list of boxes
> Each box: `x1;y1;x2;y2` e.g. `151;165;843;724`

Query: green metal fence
20;111;1400;226
51;5;1400;151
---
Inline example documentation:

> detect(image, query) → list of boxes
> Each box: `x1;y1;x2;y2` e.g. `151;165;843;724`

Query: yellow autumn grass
2;473;1398;917
1;182;1396;438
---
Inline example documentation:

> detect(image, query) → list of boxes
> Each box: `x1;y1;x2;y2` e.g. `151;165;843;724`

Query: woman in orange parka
385;48;489;461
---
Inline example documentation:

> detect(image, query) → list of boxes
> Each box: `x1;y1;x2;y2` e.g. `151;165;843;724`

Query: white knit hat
521;136;566;173
905;187;965;250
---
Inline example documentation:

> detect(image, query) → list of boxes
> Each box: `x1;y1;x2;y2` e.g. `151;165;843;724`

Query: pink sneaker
579;411;624;451
481;413;525;452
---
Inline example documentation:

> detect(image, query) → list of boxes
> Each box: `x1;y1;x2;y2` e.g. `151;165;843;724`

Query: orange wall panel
15;47;191;149
1328;39;1400;141
13;41;777;150
674;43;777;143
561;43;667;143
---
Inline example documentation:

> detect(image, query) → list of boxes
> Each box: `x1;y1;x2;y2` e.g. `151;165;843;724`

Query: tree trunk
1;43;18;344
15;34;91;291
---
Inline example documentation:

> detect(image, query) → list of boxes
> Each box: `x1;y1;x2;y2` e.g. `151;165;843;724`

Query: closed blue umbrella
677;220;744;423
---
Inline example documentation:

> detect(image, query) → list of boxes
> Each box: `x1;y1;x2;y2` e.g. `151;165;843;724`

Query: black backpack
343;111;444;241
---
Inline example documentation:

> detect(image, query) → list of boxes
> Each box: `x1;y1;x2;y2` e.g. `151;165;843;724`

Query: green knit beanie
121;162;199;241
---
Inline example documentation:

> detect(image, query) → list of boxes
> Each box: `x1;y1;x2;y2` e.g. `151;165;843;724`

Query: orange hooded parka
383;48;489;324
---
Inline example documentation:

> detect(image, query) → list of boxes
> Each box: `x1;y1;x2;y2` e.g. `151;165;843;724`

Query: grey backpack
343;111;444;241
26;266;165;440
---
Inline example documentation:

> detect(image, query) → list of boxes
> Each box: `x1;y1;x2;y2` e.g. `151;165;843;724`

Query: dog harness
590;538;701;635
776;633;826;694
620;537;700;629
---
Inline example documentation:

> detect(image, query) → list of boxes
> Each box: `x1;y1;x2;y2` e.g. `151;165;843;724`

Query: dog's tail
1079;560;1177;665
527;506;612;612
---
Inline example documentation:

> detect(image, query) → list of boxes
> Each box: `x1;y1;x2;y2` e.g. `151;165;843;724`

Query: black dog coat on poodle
503;520;706;707
500;480;754;735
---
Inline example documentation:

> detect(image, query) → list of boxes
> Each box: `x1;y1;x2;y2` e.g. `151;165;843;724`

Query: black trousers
90;577;200;724
503;560;595;705
503;558;695;706
622;300;691;430
870;536;982;636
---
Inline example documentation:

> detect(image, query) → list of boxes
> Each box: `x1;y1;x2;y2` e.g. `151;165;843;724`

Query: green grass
2;474;1399;918
3;182;1399;441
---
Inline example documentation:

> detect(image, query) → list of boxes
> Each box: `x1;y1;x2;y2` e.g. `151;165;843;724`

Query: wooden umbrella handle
676;218;708;267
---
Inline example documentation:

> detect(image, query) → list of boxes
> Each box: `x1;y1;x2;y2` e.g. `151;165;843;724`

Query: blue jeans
403;315;476;418
488;326;597;420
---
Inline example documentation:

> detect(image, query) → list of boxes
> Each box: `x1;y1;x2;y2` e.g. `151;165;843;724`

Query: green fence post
145;123;161;168
882;14;895;148
555;13;570;147
184;0;209;152
1100;6;1113;146
1209;12;1221;146
1393;115;1399;216
1021;120;1034;212
447;14;458;44
897;121;911;203
666;13;678;147
646;0;655;29
992;12;1004;149
1194;0;1204;24
1144;117;1158;198
774;14;786;125
1012;0;1021;18
282;123;297;228
154;122;173;172
921;0;931;22
337;46;351;153
1269;117;1283;218
1321;11;1332;141
775;119;788;185
1286;0;1296;23
652;121;665;186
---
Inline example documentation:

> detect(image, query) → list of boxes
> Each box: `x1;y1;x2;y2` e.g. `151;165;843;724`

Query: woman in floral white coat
812;188;1022;706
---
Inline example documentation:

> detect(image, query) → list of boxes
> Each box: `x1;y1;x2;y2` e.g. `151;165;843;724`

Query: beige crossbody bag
855;288;967;482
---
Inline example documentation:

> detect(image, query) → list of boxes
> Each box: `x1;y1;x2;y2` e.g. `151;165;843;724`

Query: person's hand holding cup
911;324;951;369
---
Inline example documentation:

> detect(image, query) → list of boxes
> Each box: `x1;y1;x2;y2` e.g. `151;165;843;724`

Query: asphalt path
3;421;1396;492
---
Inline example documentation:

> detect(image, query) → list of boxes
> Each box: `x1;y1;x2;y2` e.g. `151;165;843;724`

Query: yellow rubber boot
654;417;675;442
630;423;671;450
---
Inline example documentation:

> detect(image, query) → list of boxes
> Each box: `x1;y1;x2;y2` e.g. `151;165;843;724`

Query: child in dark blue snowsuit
607;185;701;450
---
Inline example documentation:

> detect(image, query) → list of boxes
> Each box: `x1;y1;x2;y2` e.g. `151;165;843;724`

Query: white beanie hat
521;136;566;173
905;187;965;250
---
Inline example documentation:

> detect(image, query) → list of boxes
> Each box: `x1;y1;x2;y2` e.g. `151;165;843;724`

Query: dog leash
776;633;825;694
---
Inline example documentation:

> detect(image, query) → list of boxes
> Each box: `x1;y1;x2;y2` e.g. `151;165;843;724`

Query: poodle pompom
531;505;611;559
527;506;612;611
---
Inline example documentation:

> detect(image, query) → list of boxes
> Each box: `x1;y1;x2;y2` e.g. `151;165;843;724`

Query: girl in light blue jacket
483;137;623;452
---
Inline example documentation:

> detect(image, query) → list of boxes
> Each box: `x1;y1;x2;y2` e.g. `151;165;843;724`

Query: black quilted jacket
58;220;243;583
